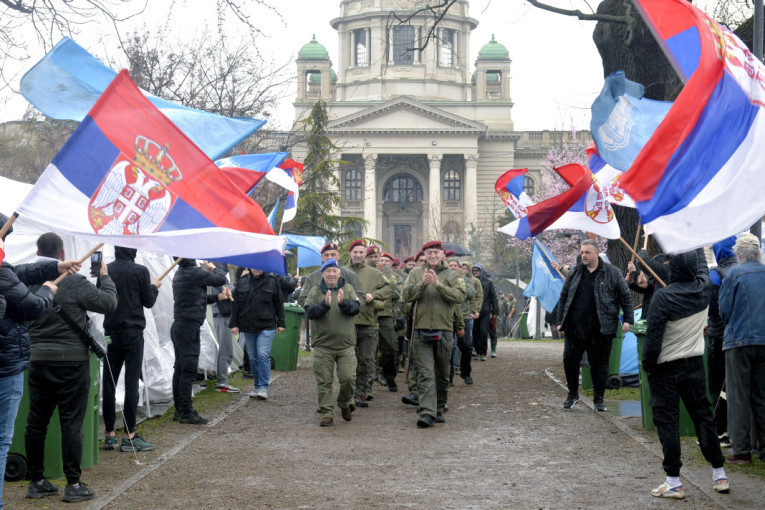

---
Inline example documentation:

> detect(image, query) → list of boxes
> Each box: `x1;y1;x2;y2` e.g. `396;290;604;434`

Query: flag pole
53;243;104;285
619;237;666;287
0;212;19;239
532;238;565;279
643;232;650;250
158;258;183;281
629;225;642;264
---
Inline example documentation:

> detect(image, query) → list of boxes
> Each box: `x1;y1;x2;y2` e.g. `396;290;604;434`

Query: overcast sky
1;0;607;132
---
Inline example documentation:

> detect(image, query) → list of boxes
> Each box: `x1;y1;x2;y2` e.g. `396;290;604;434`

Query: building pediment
328;97;487;135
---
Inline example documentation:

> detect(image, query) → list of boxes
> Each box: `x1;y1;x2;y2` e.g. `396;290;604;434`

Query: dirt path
6;341;759;509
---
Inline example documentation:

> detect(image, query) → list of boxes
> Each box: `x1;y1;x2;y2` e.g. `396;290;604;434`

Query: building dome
298;35;330;60
478;34;509;60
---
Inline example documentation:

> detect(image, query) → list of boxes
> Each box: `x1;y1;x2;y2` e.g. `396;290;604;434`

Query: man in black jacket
471;264;498;362
25;233;117;503
0;220;71;508
229;268;285;400
556;239;634;412
641;249;728;499
102;247;161;453
171;259;227;424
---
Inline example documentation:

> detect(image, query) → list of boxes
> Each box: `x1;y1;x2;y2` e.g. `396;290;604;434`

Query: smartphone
90;251;103;277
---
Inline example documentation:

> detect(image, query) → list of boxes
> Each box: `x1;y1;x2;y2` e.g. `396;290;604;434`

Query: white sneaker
714;477;729;493
255;388;268;400
651;482;685;499
248;390;258;399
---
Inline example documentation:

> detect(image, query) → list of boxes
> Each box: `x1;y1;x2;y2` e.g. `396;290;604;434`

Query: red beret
391;257;400;266
381;252;393;259
365;245;380;256
321;242;339;254
421;240;444;252
348;239;366;252
403;256;415;263
444;250;455;257
415;251;425;260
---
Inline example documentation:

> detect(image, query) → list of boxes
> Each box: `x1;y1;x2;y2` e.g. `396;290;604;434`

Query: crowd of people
2;213;763;504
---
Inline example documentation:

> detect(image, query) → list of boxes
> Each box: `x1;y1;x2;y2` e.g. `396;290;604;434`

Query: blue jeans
244;330;275;390
0;373;24;509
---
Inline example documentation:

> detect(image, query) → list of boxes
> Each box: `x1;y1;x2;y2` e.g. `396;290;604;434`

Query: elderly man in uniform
373;250;402;392
344;240;393;407
404;241;467;428
304;258;360;427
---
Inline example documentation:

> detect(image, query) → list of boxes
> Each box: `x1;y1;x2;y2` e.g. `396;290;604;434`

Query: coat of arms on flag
88;136;181;235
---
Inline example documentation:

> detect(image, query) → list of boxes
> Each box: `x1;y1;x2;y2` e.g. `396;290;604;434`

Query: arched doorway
382;173;423;258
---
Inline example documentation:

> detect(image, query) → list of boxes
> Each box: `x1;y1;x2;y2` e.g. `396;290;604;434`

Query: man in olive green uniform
404;240;467;427
460;261;483;384
344;240;394;407
304;259;360;427
499;292;511;339
372;250;402;391
447;258;472;385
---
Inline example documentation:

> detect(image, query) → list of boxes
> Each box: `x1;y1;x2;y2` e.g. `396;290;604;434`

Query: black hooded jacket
472;264;498;317
642;248;710;373
172;258;227;322
103;247;160;334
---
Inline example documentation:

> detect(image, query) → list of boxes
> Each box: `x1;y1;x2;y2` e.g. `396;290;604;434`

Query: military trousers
354;325;378;396
378;316;398;384
312;346;357;418
413;330;453;417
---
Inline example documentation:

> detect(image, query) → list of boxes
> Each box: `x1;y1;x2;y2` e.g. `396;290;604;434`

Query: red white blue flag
267;159;304;223
496;165;620;240
17;70;287;274
215;152;289;195
618;0;765;252
586;142;635;208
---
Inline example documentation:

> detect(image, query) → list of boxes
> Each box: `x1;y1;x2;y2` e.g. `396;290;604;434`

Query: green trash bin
518;312;530;339
633;320;711;436
270;303;304;371
6;352;100;481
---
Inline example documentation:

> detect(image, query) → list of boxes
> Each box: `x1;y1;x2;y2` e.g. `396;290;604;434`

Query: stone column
363;154;377;239
428;154;442;240
464;154;478;228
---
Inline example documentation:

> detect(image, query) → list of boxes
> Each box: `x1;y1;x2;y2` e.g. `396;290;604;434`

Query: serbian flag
20;38;265;160
586;142;636;208
267;159;304;223
215;152;289;195
496;165;621;240
16;70;287;274
618;0;765;252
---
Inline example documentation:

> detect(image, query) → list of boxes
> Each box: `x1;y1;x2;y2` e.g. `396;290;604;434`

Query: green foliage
285;101;365;241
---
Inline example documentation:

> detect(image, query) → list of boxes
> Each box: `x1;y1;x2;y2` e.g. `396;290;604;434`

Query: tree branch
527;0;628;24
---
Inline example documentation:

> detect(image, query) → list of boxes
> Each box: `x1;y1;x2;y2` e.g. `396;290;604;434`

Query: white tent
1;175;231;421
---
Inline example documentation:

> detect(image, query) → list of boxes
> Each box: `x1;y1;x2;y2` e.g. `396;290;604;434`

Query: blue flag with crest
523;241;564;313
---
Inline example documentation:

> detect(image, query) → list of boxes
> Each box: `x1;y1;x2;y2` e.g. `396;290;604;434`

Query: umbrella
443;242;471;256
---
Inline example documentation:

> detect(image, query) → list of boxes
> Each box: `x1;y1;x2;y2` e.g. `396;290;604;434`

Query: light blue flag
267;198;280;230
283;234;326;268
591;71;672;172
523;240;564;314
20;38;266;160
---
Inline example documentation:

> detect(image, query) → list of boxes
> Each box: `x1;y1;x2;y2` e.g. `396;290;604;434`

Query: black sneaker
563;395;579;409
62;482;94;503
354;395;369;408
178;410;209;425
594;398;607;412
417;414;436;428
401;393;419;406
121;434;155;452
26;479;59;499
435;412;446;424
463;376;474;385
387;381;398;392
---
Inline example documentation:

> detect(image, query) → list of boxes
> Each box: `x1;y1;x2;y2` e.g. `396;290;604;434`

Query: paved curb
545;368;730;509
85;373;283;510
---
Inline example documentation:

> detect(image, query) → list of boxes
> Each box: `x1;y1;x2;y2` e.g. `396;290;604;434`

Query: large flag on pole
523;241;564;314
215;152;289;195
586;142;636;208
17;70;286;274
496;165;620;240
617;0;765;252
267;159;304;223
20;38;265;160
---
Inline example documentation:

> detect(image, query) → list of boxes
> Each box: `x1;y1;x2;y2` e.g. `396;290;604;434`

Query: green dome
299;35;330;60
308;69;337;83
478;34;509;60
471;70;500;83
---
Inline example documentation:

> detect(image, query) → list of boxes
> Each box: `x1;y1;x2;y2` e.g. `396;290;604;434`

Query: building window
392;26;415;65
485;70;501;98
384;174;423;203
443;221;461;244
524;176;535;197
439;28;456;67
344;168;362;201
354;29;368;66
306;71;321;98
443;170;460;201
346;220;363;240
